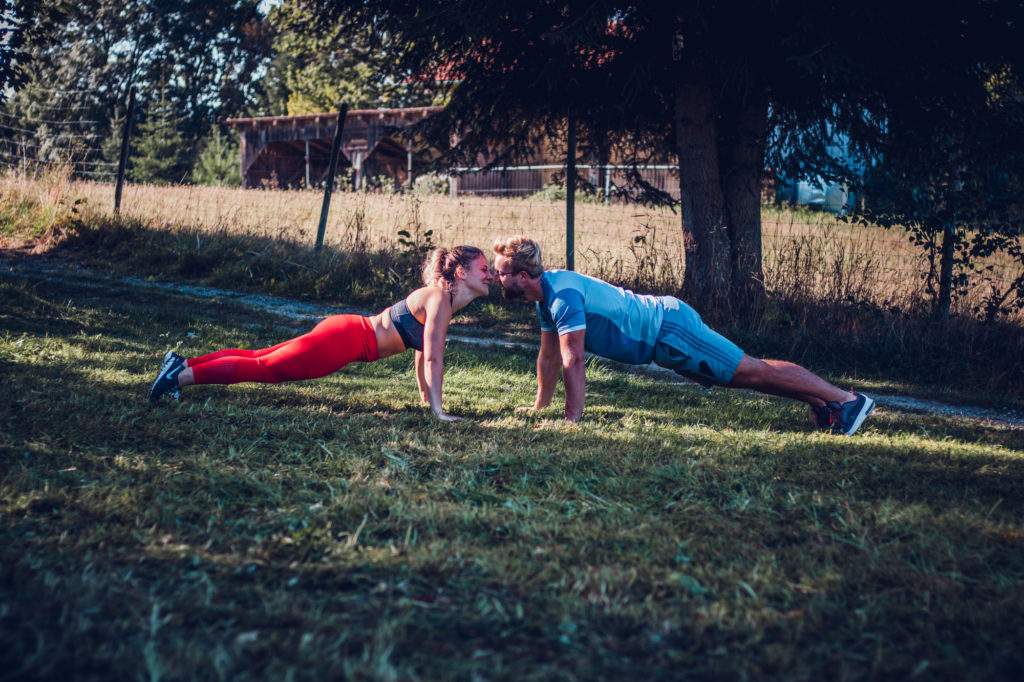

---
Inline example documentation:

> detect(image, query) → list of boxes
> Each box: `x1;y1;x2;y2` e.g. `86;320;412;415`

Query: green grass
2;271;1024;680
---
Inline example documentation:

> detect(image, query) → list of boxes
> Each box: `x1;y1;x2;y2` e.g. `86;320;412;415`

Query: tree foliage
130;86;189;185
0;0;68;102
2;0;271;176
191;127;242;187
261;0;436;116
860;67;1024;323
314;0;1024;312
263;0;384;115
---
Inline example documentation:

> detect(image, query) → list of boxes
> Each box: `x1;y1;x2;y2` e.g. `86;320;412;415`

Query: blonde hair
421;245;484;290
492;235;544;277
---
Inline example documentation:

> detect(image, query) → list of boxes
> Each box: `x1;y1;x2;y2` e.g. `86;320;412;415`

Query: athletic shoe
810;404;832;430
149;350;185;404
826;392;875;436
157;349;181;375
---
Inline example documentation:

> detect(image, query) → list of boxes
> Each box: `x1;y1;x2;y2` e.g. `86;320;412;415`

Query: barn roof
224;106;444;128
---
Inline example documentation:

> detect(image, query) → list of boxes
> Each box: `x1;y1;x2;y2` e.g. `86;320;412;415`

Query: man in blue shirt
492;235;874;435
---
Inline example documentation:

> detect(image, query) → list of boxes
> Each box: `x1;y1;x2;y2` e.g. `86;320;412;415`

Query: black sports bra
388;290;454;351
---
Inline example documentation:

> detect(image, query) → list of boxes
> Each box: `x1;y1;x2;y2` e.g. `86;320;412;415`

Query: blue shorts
652;297;744;388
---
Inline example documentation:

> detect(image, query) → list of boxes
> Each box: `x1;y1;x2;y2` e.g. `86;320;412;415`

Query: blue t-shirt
536;270;666;364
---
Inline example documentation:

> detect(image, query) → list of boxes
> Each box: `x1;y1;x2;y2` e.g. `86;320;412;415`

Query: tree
2;0;271;172
130;86;189;184
261;0;433;116
0;0;67;102
192;127;242;187
1;1;79;171
314;0;1024;311
861;69;1024;326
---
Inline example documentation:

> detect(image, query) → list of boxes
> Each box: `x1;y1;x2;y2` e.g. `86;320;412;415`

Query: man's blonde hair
492;235;544;277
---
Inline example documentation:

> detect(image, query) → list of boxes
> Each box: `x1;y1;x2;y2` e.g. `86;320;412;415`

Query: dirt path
4;254;1023;430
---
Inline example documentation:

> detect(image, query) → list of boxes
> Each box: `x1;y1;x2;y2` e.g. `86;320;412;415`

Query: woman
148;245;493;421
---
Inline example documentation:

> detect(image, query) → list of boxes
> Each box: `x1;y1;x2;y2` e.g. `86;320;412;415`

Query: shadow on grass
4;270;1023;536
6;190;1024;679
4;392;1024;678
13;348;1023;525
30;210;530;325
4;385;1024;681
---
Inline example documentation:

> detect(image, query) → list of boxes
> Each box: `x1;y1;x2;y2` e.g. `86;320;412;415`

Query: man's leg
726;355;875;434
726;355;852;406
654;297;873;433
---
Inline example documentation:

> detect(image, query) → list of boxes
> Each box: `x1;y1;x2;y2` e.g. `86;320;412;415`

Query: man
492;235;874;434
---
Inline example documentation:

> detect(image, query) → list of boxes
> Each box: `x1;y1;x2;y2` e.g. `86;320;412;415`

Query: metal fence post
304;140;311;188
566;106;576;271
315;104;349;251
114;86;135;214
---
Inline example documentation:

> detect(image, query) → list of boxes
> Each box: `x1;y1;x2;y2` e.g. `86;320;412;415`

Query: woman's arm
414;350;429;402
420;289;461;421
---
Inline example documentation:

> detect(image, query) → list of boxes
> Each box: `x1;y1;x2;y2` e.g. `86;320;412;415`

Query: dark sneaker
826;392;875;436
149;350;185;404
157;349;181;375
810;404;832;430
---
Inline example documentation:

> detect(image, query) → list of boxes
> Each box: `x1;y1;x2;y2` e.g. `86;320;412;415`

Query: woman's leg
187;315;379;386
186;337;296;367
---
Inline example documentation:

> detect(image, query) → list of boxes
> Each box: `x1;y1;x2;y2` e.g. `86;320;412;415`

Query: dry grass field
3;171;1021;325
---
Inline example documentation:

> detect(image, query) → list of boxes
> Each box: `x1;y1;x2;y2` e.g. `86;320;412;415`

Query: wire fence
1;78;1020;321
26;177;1014;321
451;164;680;200
0;87;118;182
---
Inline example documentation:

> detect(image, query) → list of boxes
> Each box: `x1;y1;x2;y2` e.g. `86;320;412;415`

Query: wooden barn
223;106;689;201
223;106;443;190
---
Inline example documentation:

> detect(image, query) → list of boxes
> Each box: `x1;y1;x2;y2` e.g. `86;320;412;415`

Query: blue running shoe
149;350;185;404
826;392;875;435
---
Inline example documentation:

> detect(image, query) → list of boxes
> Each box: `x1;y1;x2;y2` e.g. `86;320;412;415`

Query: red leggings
187;314;379;385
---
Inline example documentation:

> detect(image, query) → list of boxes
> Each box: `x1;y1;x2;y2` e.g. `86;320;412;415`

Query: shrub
412;172;449;195
526;183;605;204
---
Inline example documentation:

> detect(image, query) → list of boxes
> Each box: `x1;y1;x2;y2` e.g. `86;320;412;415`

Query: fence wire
0;87;118;182
41;178;1018;320
4;152;1021;321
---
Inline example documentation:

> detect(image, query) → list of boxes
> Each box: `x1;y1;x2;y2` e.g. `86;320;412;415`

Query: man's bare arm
559;330;586;422
528;330;561;410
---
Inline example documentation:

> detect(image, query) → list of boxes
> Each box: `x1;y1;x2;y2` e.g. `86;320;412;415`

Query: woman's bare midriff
369;310;408;359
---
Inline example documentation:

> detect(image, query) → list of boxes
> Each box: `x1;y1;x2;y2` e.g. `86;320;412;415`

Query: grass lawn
2;269;1024;680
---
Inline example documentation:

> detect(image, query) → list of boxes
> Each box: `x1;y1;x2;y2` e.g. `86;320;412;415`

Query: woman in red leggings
148;245;493;421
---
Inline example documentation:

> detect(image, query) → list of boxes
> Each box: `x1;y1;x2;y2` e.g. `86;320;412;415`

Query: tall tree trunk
719;97;768;313
674;78;730;307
